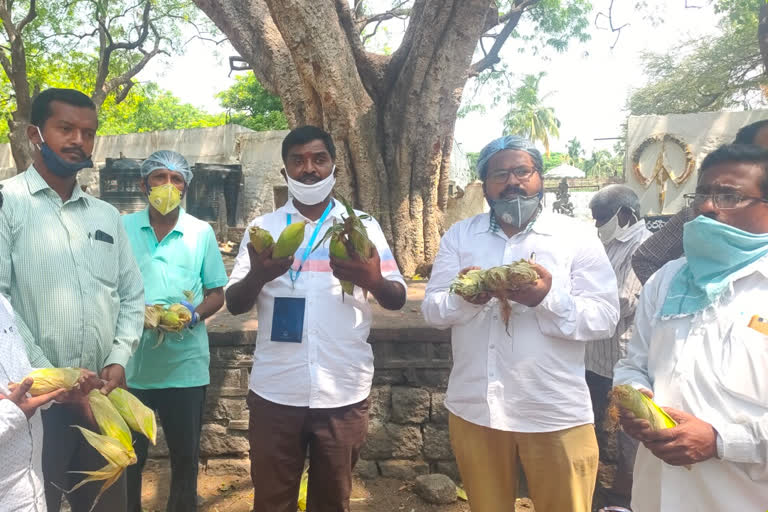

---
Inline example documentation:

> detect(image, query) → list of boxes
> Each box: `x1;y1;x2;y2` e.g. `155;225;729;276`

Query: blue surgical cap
141;150;193;183
476;135;543;180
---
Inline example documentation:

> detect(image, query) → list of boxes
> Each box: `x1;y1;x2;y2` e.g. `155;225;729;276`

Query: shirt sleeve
0;209;52;368
421;225;485;329
201;226;229;290
631;207;689;285
613;269;659;392
226;220;256;291
104;217;144;369
710;415;768;474
363;217;406;289
533;231;620;341
0;399;28;444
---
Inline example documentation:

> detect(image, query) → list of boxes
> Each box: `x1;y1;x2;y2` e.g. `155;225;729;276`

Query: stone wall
147;324;459;481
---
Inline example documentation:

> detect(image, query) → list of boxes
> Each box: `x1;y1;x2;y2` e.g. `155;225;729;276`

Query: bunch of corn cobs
143;291;195;348
449;260;539;332
12;368;157;511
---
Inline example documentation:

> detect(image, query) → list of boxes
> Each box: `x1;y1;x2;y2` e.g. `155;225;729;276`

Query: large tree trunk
194;0;494;275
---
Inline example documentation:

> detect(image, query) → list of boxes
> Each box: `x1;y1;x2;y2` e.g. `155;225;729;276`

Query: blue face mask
488;193;542;228
660;215;768;317
35;127;93;178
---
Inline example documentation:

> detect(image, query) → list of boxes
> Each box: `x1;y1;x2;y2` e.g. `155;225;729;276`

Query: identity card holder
271;297;306;342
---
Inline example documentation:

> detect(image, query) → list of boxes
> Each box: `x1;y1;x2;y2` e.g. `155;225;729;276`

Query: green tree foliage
626;15;766;115
98;83;224;135
503;72;561;155
216;74;288;131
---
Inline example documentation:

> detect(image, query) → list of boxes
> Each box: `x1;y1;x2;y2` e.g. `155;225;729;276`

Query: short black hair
30;88;96;128
733;119;768;145
281;125;336;162
699;144;768;198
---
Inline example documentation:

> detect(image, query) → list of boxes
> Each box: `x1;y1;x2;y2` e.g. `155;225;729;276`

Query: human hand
330;245;383;292
99;364;126;395
180;300;200;328
0;378;67;419
504;262;552;307
617;388;655;442
456;267;492;305
641;408;718;466
247;243;293;284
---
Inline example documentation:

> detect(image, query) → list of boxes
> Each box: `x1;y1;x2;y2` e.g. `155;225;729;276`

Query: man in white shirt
226;126;406;512
615;144;768;512
422;135;619;512
587;185;651;509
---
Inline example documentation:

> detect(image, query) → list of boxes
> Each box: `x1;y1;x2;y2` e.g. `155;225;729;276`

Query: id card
271;297;306;342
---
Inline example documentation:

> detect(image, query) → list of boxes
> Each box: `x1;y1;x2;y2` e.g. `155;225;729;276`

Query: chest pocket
86;232;119;285
719;324;768;406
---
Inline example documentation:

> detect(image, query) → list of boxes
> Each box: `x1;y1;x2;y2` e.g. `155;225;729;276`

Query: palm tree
584;149;616;178
503;72;561;156
566;137;585;166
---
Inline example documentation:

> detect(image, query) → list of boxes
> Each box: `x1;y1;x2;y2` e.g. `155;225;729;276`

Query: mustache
501;186;526;197
62;147;87;159
298;174;321;184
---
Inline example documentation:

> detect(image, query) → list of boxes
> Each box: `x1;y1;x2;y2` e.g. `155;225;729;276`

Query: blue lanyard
287;200;334;284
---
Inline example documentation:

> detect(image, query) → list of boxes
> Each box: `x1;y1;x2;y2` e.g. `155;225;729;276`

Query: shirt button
489;372;495;377
310;329;318;335
490;344;495;349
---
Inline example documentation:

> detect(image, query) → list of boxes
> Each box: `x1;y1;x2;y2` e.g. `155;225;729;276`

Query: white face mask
597;209;636;244
286;165;336;206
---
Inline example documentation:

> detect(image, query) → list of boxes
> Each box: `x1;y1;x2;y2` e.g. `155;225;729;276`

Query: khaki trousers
449;413;598;512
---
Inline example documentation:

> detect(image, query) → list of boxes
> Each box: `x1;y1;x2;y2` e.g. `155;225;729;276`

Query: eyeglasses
486;167;537;184
684;192;768;210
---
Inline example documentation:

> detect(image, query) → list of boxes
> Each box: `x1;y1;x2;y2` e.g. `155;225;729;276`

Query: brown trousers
247;391;369;512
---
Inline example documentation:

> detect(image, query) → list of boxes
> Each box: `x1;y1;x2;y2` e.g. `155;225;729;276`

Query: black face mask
35;127;93;177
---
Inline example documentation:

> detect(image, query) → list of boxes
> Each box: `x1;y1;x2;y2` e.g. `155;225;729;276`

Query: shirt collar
26;164;90;204
139;206;188;235
282;198;347;223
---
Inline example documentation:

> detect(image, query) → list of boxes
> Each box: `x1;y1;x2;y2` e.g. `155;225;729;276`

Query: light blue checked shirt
0;166;144;371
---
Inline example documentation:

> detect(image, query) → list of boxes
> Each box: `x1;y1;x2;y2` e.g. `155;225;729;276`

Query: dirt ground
139;464;535;512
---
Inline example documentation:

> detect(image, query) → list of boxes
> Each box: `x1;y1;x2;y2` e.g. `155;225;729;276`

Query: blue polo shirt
122;207;228;389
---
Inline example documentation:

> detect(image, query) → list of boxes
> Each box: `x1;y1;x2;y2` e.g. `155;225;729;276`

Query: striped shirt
0;166;144;371
227;198;405;408
585;221;651;378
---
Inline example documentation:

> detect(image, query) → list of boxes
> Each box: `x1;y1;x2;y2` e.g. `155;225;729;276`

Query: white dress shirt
0;295;47;512
422;211;619;432
614;256;768;512
586;221;651;378
227;199;405;408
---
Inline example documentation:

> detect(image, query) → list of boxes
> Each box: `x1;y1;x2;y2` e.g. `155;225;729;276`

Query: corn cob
143;305;164;330
69;426;136;512
312;196;374;300
15;367;82;396
108;388;157;445
88;390;135;455
273;221;306;259
249;226;274;254
609;384;677;430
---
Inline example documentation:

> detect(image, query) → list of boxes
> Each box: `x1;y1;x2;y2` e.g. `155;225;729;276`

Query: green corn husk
108;388;157;445
610;384;677;431
87;390;135;455
69;426;137;512
273;222;306;259
249;226;274;254
17;367;82;396
312;196;374;300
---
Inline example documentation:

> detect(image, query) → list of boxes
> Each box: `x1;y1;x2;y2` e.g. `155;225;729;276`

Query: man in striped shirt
587;184;651;509
0;88;144;512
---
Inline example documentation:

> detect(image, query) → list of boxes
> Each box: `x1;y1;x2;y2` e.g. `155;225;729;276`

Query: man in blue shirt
122;150;228;512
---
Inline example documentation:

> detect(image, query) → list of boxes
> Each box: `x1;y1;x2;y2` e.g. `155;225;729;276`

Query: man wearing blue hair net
122;150;228;512
422;135;619;512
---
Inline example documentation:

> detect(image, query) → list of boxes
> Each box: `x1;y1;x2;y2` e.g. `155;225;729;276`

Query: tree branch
594;0;629;49
100;23;165;104
17;0;37;34
469;0;536;77
356;1;411;33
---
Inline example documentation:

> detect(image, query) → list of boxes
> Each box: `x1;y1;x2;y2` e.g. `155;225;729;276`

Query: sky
142;0;722;156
